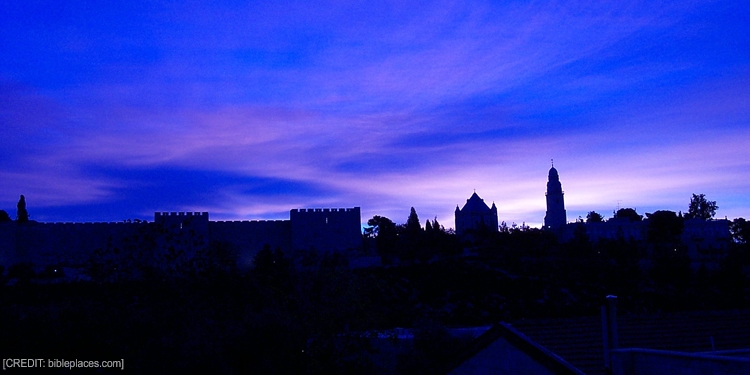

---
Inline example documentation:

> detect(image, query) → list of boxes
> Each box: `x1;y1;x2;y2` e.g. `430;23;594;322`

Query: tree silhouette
730;218;749;244
646;210;684;245
432;217;442;232
613;208;642;221
686;193;717;220
0;210;11;222
366;216;398;263
586;211;603;223
406;207;421;235
191;241;238;281
499;221;509;233
425;220;433;233
402;207;430;263
16;195;28;222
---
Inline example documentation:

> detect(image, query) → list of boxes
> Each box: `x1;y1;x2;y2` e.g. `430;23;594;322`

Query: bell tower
544;160;567;230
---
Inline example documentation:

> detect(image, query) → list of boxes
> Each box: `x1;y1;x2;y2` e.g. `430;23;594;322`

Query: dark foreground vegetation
3;234;750;373
2;202;750;373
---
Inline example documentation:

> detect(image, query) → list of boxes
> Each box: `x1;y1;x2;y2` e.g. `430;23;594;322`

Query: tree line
364;207;461;264
2;192;750;373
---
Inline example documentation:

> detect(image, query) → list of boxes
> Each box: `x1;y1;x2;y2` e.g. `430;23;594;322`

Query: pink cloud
3;0;746;227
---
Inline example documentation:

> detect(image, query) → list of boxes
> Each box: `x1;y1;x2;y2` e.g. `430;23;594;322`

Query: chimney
601;295;619;371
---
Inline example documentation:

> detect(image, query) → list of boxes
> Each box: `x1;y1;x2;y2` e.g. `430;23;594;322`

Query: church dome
548;166;559;180
546;165;563;194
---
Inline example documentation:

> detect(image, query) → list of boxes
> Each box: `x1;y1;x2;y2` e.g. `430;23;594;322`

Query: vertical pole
604;295;619;374
607;295;619;350
602;305;610;369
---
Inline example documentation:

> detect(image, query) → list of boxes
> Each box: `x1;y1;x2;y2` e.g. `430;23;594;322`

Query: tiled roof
446;322;586;375
509;309;750;375
509;316;604;375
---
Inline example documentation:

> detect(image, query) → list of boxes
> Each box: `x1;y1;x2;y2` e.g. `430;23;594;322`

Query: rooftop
508;309;750;375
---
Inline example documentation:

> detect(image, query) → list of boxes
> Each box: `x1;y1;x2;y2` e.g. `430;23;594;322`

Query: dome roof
548;166;559;179
546;165;563;194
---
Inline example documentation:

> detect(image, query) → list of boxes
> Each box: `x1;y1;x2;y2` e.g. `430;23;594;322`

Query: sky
1;0;749;229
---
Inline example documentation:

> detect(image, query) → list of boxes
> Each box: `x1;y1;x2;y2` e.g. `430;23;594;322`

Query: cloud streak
1;0;748;229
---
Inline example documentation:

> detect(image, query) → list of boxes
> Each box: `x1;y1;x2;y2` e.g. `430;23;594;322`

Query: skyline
2;1;749;229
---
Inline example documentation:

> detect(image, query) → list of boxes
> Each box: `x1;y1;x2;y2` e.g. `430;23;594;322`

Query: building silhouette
0;207;362;271
545;164;731;269
544;163;567;230
455;192;499;236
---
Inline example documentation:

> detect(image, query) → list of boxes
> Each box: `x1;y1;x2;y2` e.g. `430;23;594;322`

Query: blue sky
1;0;749;228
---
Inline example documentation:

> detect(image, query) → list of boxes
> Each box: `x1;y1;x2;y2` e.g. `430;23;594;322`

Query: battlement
155;212;209;219
41;221;143;225
1;206;362;270
289;207;361;252
290;207;360;213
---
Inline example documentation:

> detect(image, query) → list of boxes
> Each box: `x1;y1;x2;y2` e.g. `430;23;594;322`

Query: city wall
290;207;362;253
0;207;363;272
209;220;291;268
0;221;146;268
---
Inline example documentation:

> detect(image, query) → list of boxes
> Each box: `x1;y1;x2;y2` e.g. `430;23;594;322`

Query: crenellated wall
155;212;209;232
290;207;362;252
0;207;362;271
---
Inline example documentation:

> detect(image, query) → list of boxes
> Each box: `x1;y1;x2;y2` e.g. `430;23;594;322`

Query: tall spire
544;163;567;230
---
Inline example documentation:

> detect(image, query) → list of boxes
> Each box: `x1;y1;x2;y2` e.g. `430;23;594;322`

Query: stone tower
544;163;567;230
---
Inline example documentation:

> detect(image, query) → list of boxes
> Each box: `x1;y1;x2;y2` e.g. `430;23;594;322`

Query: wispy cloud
1;0;747;227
